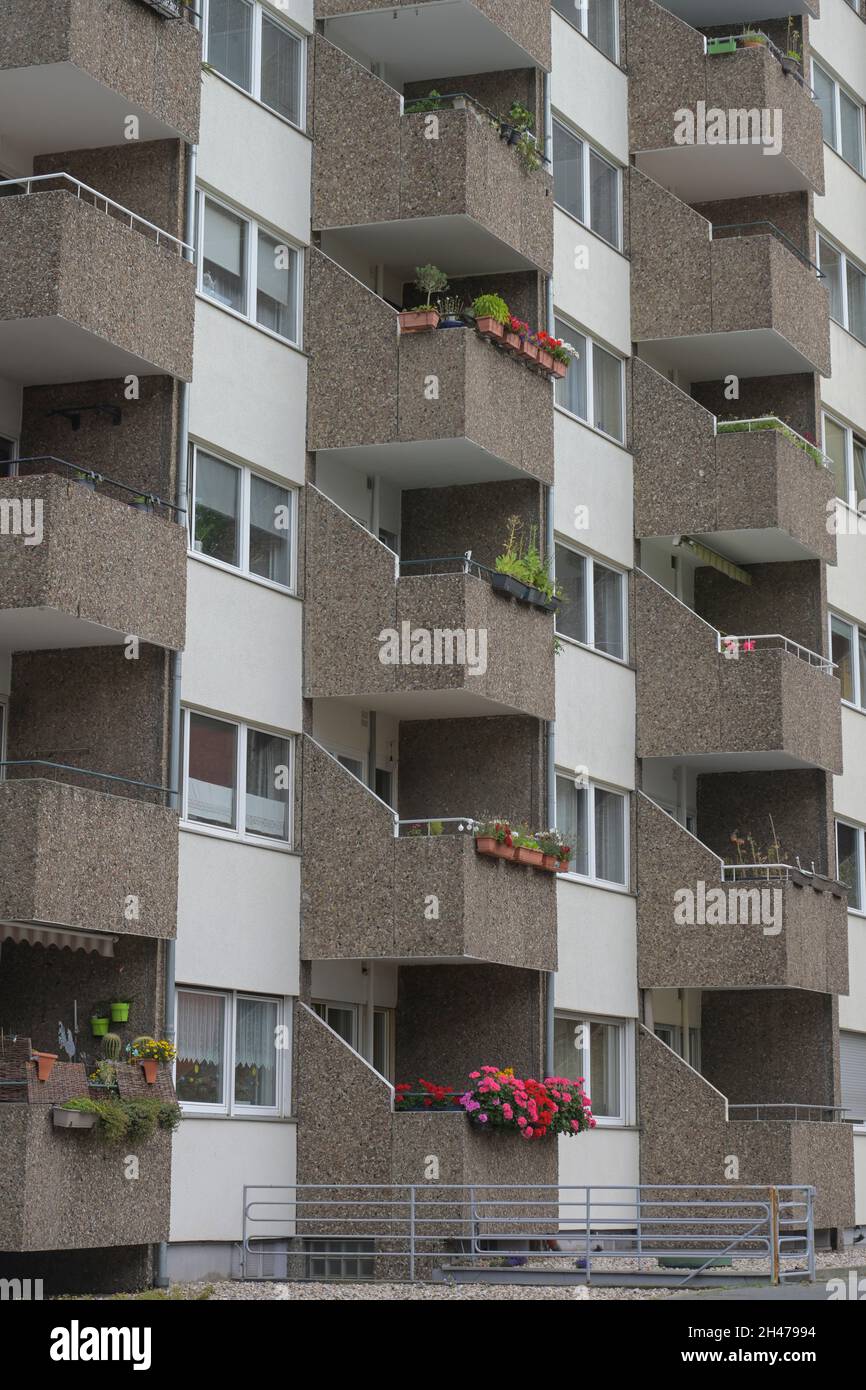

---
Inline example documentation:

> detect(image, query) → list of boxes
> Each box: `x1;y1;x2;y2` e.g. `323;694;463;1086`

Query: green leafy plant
404;89;445;114
60;1096;182;1143
471;293;510;325
517;131;542;173
412;264;449;310
512;826;541;851
494;515;561;601
716;417;826;467
506;101;535;134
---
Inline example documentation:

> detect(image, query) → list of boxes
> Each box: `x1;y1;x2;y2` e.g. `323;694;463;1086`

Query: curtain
207;0;253;91
594;787;625;885
831;616;854;702
813;66;836;146
820;240;844;325
847;262;866;346
245;731;289;838
261;15;301;125
553;122;583;221
589;1021;620;1117
556;775;589;875
256;232;295;338
588;0;617;61
589;150;618;247
592;343;623;440
840;89;863;173
555;545;587;644
178;991;224;1066
235;997;278;1068
593;561;624;658
249;474;290;585
840;1032;866;1126
554;318;587;419
824;417;847;502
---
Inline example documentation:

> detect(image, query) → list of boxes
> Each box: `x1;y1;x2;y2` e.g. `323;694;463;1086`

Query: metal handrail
0;760;174;802
721;862;795;882
729;1103;853;1122
402;91;552;166
6;456;184;517
715;417;833;470
706;32;814;96
396;817;478;838
717;632;836;674
399;555;496;582
711;220;823;277
0;173;194;255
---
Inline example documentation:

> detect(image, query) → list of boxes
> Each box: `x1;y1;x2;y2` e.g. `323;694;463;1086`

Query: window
830;613;866;708
553;1015;625;1123
552;0;618;63
313;1001;393;1078
552;119;621;249
836;819;865;912
183;709;293;843
554;542;627;660
554;315;624;440
205;0;304;128
812;61;865;174
654;1023;683;1056
191;446;295;589
818;235;866;346
840;1032;866;1130
823;412;866;510
0;435;16;474
198;192;301;344
555;773;628;888
176;987;286;1114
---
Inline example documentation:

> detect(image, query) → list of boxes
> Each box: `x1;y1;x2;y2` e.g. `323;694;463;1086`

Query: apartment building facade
0;0;864;1291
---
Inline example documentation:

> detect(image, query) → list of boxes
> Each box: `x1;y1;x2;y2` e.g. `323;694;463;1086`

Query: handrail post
770;1187;780;1285
585;1187;592;1285
409;1185;416;1284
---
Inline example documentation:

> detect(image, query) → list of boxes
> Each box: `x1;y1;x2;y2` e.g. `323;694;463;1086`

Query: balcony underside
660;1;818;22
321;215;542;281
637;327;821;381
635;144;817;205
314;688;536;721
312;439;539;490
0;315;176;387
644;748;830;774
0;608;132;653
644;527;824;569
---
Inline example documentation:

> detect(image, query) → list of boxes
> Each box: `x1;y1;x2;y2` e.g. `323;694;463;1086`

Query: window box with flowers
492;515;564;613
475;820;571;873
397;1067;595;1140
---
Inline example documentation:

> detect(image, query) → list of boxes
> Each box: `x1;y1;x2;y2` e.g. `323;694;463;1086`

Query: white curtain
235;998;278;1068
178;991;224;1066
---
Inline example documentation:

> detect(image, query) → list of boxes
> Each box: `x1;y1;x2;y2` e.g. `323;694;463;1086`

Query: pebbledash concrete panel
636;794;848;993
312;36;553;274
314;0;551;72
0;780;178;940
635;573;842;772
631;359;836;565
300;737;557;970
303;487;555;718
629;170;831;377
305;249;554;483
0;0;200;148
626;0;824;196
0;190;195;383
0;475;186;651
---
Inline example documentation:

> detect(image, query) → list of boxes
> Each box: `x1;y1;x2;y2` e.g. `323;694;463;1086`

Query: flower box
504;330;522;354
475;835;498;856
516;846;544;867
53;1107;98;1130
495;843;518;861
476;316;505;341
557;858;571;874
399;309;440;334
522;341;540;365
708;38;737;55
542;854;558;872
538;349;554;373
490;571;531;602
551;360;568;379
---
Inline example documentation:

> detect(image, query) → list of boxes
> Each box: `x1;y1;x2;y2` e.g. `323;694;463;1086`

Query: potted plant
53;1099;99;1131
91;1006;110;1038
128;1036;177;1084
504;316;526;354
476;819;515;859
513;828;544;867
782;22;801;74
500;100;535;147
436;294;465;329
708;36;737;56
32;1050;58;1082
110;999;131;1023
550;339;578;380
741;26;768;48
472;293;510;341
399;264;448;333
557;844;573;873
537;829;564;872
532;331;555;373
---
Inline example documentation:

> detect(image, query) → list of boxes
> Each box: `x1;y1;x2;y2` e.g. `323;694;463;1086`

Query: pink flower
526;1127;534;1138
517;1116;527;1128
477;1113;488;1124
562;1093;572;1103
571;1119;581;1132
469;1071;480;1079
502;1104;513;1120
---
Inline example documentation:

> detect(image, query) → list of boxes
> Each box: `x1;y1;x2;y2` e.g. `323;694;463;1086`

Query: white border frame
552;1011;631;1126
552;114;622;251
201;0;308;134
555;770;630;891
196;186;304;348
553;310;626;444
189;441;298;594
180;705;295;848
836;817;866;917
175;985;290;1117
554;537;629;664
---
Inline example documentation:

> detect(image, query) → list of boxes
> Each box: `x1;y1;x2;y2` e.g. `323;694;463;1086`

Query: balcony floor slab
321;214;542;281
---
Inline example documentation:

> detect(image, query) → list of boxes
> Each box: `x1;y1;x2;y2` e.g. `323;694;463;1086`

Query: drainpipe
545;474;556;1076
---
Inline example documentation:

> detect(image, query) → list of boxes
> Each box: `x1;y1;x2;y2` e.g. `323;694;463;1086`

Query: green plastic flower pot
91;1016;109;1037
110;1003;130;1022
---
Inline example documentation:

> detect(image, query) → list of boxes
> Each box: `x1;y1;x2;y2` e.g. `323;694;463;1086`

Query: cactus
102;1033;122;1060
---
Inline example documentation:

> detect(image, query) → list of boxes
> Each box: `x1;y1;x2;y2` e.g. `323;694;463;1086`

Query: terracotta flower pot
551;360;568;378
557;858;571;874
476;317;505;341
538;349;554;372
504;331;522;354
475;835;498;857
542;854;558;872
33;1051;58;1083
399;309;440;334
516;847;544;867
495;842;517;861
141;1059;158;1085
523;342;540;364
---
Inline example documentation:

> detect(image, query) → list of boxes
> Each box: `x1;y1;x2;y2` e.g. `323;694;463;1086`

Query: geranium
455;1068;592;1139
395;1078;461;1111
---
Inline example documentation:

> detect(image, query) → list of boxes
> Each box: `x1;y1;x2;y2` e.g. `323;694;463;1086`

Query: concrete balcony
0;180;195;384
0;471;186;652
639;1029;854;1233
300;737;557;970
630;171;830;378
306;250;553;485
635;573;842;772
636;794;848;993
313;38;552;276
628;0;824;200
304;487;555;720
0;0;200;157
661;1;818;19
632;360;836;565
315;0;551;80
0;776;178;940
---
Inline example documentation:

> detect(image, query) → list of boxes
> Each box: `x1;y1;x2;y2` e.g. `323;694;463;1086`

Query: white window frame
551;0;620;64
553;312;625;443
555;772;630;891
196;187;303;347
822;410;866;510
829;610;866;710
553;1012;629;1126
180;706;295;848
554;539;628;663
552;115;622;250
811;58;865;175
818;232;866;345
202;0;307;132
312;999;393;1077
836;818;866;916
840;1030;866;1134
189;442;297;593
175;986;290;1117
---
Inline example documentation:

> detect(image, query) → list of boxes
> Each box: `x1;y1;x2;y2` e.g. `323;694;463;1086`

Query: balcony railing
729;1103;859;1123
6;457;184;519
396;817;477;838
715;417;832;470
0;173;193;256
0;761;174;808
705;33;814;96
402;90;551;167
717;633;836;676
710;221;822;277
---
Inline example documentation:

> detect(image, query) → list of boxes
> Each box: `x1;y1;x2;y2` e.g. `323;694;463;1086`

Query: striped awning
0;922;115;957
674;536;753;586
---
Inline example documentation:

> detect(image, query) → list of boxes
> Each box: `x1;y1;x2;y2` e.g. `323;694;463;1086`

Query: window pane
588;0;617;61
837;822;862;910
839;89;864;174
595;787;626;884
261;15;302;124
320;1006;355;1047
207;0;253;92
249;474;291;585
859;631;866;713
177;991;225;1105
194;451;239;565
555;543;587;643
553;121;583;221
853;437;866;513
813;64;836;148
593;561;624;658
831;615;855;702
246;729;290;839
203;199;247;312
235;997;278;1107
373;1010;389;1077
553;1016;585;1080
819;238;844;324
188;713;237;828
256;231;296;339
823;416;848;502
556;775;589;875
554;318;587;418
589;1021;620;1116
589;149;618;247
552;0;583;26
846;260;866;346
592;342;623;439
